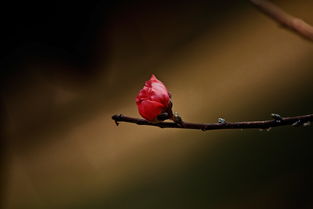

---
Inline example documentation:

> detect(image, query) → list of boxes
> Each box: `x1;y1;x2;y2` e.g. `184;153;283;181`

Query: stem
249;0;313;41
112;114;313;131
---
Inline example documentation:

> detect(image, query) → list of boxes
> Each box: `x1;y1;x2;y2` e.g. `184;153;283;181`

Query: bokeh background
1;0;313;208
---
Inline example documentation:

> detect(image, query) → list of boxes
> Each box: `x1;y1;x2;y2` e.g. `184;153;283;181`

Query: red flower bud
136;74;171;121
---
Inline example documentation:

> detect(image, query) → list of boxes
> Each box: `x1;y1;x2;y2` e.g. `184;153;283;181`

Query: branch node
218;118;226;124
271;113;282;122
303;121;311;127
259;127;271;132
292;120;302;127
173;112;185;127
265;127;272;132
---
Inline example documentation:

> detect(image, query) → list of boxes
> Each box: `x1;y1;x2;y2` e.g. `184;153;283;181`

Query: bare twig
249;0;313;41
112;114;313;131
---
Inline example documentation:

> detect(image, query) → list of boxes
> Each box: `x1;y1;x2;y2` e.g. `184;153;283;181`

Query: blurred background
1;0;313;208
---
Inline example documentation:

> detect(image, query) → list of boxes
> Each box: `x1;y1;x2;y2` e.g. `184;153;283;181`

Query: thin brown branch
249;0;313;41
112;113;313;131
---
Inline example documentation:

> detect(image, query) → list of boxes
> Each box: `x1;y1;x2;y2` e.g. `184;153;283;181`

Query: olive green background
1;0;313;208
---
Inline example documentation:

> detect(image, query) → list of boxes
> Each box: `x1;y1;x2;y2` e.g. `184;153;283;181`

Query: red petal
136;74;172;120
137;100;164;121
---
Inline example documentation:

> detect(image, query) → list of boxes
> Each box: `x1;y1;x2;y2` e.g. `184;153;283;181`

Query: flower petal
137;100;164;121
136;74;171;121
